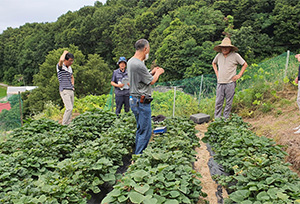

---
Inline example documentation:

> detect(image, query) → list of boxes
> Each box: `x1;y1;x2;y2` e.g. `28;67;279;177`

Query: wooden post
198;75;204;106
173;87;176;118
284;50;290;80
18;91;23;126
111;87;114;112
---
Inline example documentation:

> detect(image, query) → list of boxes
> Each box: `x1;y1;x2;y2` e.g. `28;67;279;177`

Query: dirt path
195;123;228;204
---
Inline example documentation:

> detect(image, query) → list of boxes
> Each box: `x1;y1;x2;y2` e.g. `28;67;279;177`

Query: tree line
0;0;299;115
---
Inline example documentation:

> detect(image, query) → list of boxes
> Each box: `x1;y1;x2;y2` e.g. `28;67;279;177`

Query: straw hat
213;37;238;52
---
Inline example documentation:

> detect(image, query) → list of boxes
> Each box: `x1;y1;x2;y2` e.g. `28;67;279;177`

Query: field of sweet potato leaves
0;109;205;204
1;109;300;204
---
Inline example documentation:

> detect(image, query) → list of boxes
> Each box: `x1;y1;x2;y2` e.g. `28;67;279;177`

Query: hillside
245;87;300;175
1;0;300;87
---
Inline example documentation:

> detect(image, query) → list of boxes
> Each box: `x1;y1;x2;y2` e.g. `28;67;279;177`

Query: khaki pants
297;83;300;111
60;89;74;125
214;82;236;119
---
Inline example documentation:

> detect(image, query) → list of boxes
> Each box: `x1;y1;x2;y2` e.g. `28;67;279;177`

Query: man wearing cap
212;37;248;119
111;57;130;115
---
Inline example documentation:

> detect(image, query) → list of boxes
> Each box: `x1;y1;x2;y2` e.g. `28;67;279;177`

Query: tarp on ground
0;102;11;113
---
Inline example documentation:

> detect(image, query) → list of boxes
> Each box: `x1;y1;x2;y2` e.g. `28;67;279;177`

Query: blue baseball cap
117;56;127;65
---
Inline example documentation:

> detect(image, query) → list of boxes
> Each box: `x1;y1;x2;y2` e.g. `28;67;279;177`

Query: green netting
103;51;299;117
104;86;114;112
0;94;23;131
155;74;217;98
237;51;298;91
156;52;298;98
0;86;6;99
1;52;297;130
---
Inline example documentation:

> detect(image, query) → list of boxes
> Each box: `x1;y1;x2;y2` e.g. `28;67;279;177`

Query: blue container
153;126;167;134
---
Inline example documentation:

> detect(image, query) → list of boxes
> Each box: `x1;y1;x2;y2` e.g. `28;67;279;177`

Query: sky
0;0;107;33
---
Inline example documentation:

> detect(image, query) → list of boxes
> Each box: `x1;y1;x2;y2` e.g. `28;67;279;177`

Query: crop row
203;115;300;204
0;109;136;203
101;117;207;204
0;109;205;204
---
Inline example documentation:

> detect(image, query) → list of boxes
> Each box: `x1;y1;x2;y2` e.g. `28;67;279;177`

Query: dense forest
0;0;300;115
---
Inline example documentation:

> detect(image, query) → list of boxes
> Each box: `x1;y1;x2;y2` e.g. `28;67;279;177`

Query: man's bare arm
58;50;69;67
150;68;164;85
212;62;218;79
232;62;248;82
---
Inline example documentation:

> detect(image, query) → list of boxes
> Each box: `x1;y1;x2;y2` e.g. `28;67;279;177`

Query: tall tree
273;0;300;48
155;21;203;81
111;17;137;62
135;11;159;39
74;54;111;97
93;5;129;65
1;0;300;89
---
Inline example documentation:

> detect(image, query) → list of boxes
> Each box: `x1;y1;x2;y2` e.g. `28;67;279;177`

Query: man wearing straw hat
212;37;248;119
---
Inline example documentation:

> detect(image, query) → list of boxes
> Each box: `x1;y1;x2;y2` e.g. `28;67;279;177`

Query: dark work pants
214;82;236;119
115;95;130;115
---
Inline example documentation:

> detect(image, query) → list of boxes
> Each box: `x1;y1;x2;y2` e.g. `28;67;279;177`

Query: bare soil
195;123;228;204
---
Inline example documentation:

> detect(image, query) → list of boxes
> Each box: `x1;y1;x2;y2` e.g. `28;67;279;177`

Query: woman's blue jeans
130;97;152;154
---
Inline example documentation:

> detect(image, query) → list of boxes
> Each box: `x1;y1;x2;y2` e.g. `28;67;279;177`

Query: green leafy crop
0;109;205;204
102;117;207;204
203;115;300;204
0;109;136;203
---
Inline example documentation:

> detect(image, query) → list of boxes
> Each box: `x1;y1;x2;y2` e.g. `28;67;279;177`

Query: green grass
0;86;7;98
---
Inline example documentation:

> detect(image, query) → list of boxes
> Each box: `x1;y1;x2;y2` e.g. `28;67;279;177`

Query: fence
0;93;23;131
237;51;298;91
105;51;298;118
0;51;298;131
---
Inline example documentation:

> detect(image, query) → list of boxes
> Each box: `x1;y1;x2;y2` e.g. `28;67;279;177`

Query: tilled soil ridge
195;124;228;204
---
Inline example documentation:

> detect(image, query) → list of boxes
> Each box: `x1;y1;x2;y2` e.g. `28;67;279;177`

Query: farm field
1;0;300;201
1;107;300;203
203;115;300;203
0;109;208;203
0;85;6;99
1;77;300;203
